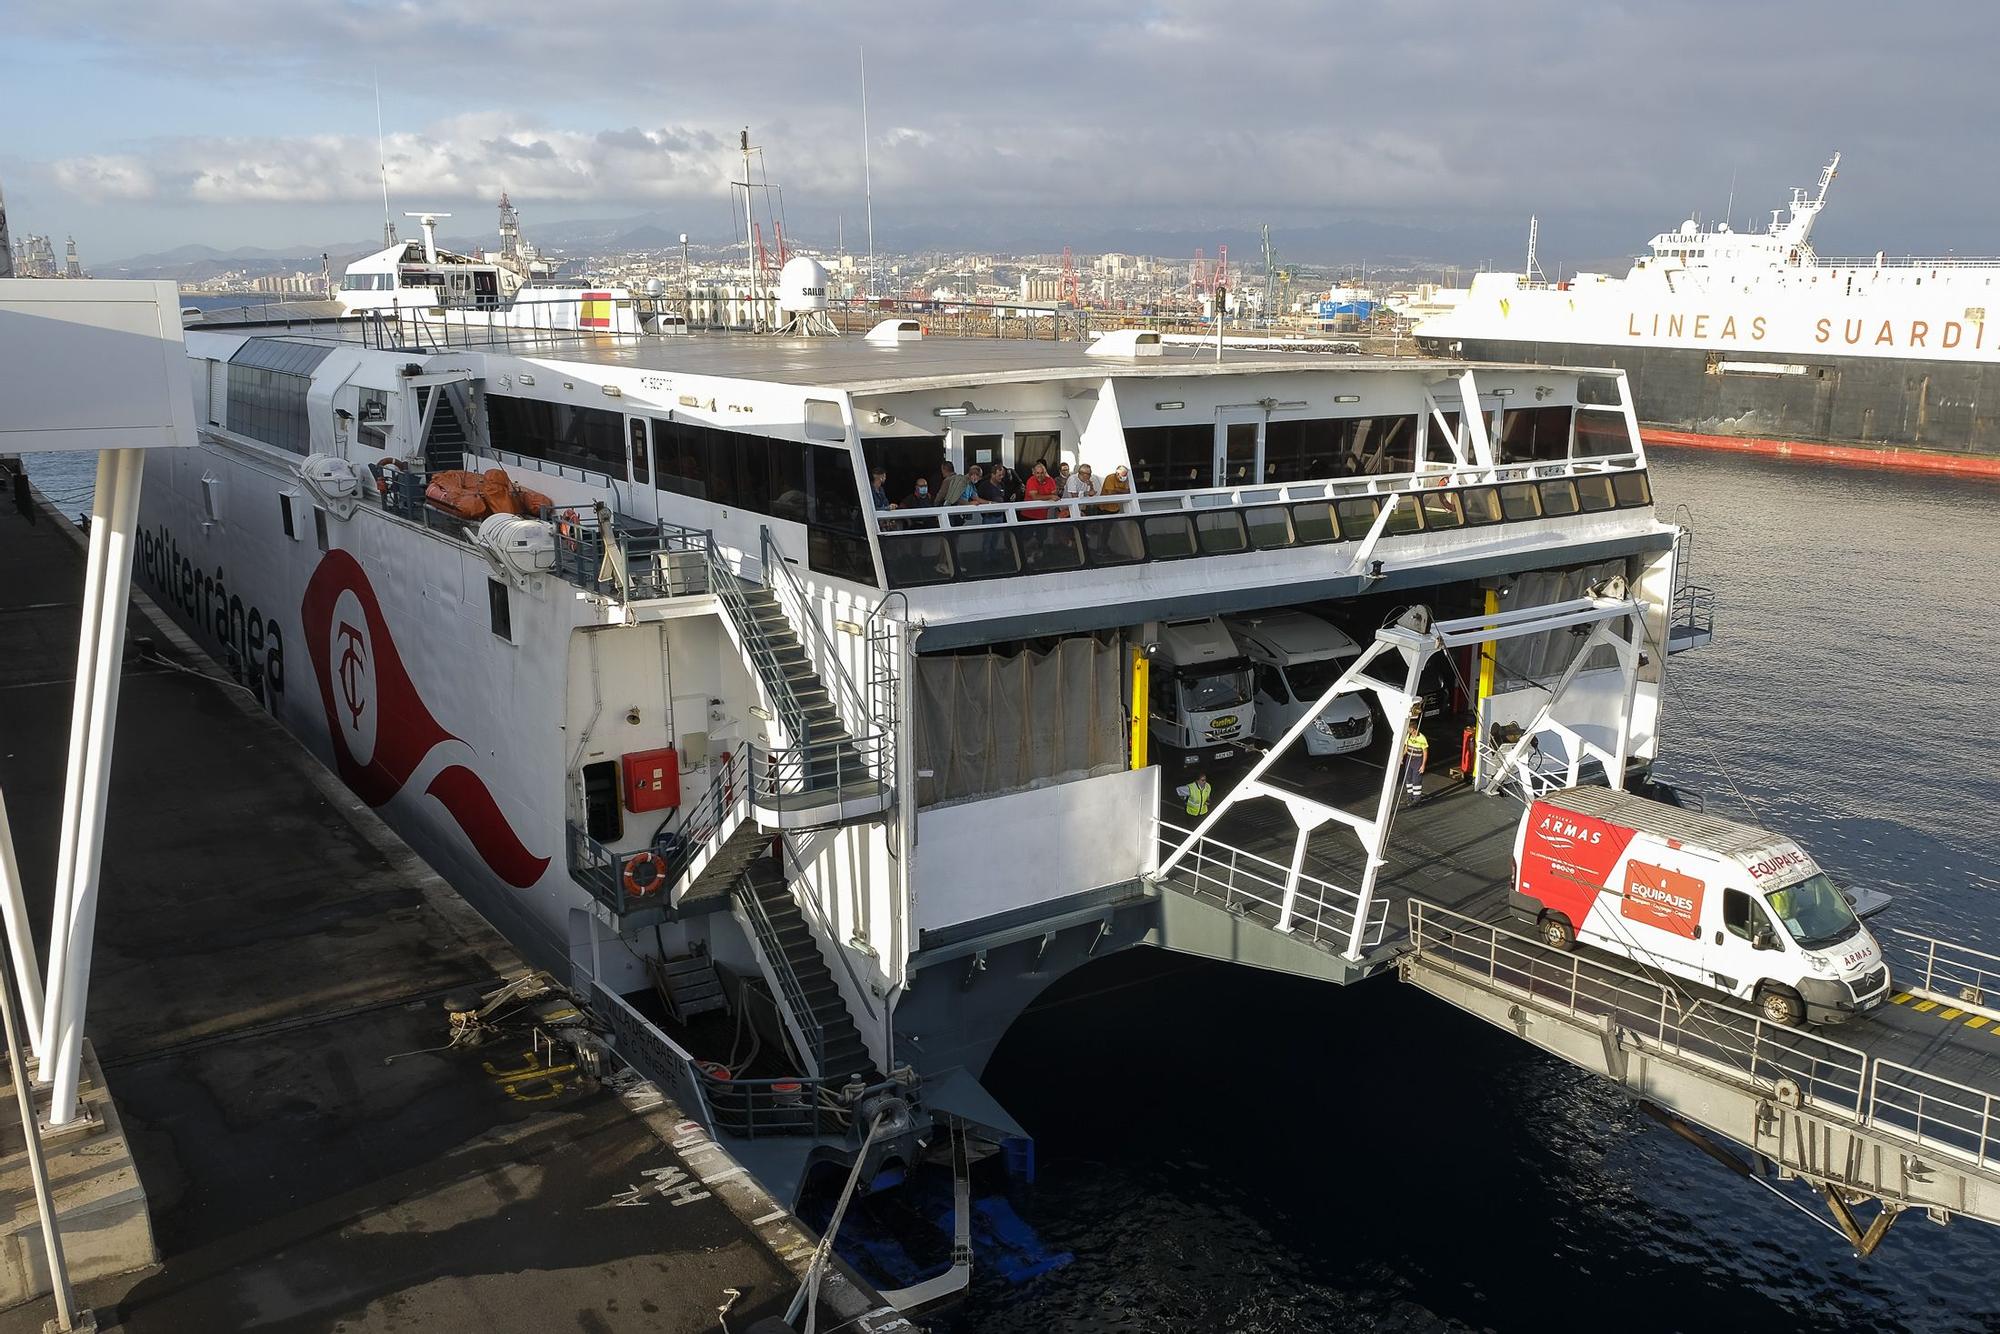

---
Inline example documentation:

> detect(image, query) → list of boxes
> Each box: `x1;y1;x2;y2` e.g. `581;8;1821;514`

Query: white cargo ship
1416;156;2000;473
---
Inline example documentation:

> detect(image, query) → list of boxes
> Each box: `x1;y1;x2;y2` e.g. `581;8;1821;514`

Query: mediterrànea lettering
137;523;284;701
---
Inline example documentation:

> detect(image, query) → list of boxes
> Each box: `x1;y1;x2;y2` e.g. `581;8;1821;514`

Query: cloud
14;0;2000;257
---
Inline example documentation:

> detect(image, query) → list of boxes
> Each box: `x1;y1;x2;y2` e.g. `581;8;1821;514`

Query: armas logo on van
1533;813;1605;852
1520;804;1637;919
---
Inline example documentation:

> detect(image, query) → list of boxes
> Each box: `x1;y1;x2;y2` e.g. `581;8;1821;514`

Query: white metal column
37;447;145;1126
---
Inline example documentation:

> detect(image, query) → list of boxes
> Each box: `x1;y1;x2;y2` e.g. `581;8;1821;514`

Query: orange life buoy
622;850;668;897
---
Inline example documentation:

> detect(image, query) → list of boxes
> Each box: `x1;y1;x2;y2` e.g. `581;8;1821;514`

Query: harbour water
946;449;2000;1333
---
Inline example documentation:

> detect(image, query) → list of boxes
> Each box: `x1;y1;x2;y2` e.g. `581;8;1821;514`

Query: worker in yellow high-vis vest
1177;772;1213;817
1401;713;1430;805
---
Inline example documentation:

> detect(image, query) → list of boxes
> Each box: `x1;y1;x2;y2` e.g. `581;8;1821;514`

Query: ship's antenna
374;73;396;245
860;45;876;300
1525;215;1546;283
1724;166;1737;230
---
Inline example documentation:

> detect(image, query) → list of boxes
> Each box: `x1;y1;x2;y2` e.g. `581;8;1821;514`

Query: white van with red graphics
1511;787;1890;1026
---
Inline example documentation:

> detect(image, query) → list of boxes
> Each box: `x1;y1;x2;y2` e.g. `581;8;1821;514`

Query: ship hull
1422;335;2000;471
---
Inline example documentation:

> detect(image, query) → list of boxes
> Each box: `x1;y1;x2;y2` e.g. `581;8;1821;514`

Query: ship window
1574;410;1632;458
1019;523;1086;573
488;578;512;642
880;533;955;587
1123;423;1210;491
1417;491;1465;529
627;418;650;485
1499;406;1575;463
1079;518;1146;567
1334;496;1381;535
1576;374;1623;406
1290;501;1338;544
1385;496;1425;535
486;395;623;476
279;492;297;540
1193;510;1248;554
950;528;1021;579
314;507;329;551
1575;475;1618;512
1461;487;1505;525
807;445;877;584
1611;471;1652;507
1244;505;1293;549
1141;514;1197;559
1497;483;1541;521
1538;480;1581;516
867;435;946;510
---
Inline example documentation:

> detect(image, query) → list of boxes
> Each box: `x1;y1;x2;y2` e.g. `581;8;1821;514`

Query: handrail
1867;1059;2000;1170
1154;820;1390;951
1891;929;2000;1011
759;525;873;736
748;734;890;814
737;876;828;1077
658;748;752;895
880;453;1647;531
1407;899;1872;1118
780;834;880;1022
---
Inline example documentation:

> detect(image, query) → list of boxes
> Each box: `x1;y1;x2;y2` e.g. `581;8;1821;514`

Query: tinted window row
1124;413;1472;492
226;366;312;455
486;394;625;473
879;471;1652;588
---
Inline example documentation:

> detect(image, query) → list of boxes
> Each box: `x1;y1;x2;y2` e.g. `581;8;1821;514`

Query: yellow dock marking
1940;1007;1965;1020
1966;1016;1991;1030
1891;992;1915;1004
1914;999;1940;1013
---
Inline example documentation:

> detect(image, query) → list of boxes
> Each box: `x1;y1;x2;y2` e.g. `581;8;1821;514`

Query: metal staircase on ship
568;519;898;1088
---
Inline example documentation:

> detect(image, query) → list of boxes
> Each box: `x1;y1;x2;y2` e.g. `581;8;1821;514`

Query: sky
2;0;1995;269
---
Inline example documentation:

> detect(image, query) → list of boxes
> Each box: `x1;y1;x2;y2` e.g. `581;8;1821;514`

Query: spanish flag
580;292;613;329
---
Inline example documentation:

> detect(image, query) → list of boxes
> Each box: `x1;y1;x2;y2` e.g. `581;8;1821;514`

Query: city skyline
4;1;1996;267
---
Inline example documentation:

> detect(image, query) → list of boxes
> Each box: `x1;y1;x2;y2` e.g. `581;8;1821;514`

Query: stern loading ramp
1138;597;2000;1251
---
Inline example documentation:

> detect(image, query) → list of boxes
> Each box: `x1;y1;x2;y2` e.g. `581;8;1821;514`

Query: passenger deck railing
876;457;1654;589
1891;930;2000;1013
1155;820;1390;953
1409;901;2000;1170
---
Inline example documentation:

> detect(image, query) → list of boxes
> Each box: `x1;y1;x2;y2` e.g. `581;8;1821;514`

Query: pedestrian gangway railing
1155;820;1390;954
1404;900;2000;1236
1891;930;2000;1017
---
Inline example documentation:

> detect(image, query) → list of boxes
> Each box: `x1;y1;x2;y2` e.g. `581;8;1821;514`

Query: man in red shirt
1021;460;1060;520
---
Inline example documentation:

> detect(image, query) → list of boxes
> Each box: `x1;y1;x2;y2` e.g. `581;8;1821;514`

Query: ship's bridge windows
1498;405;1575;464
338;272;395;291
1574;411;1634;458
486;394;624;475
224;337;333;455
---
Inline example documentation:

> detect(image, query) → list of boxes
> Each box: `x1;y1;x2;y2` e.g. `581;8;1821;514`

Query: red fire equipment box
622;747;681;813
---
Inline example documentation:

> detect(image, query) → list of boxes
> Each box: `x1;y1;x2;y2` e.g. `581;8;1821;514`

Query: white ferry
143;263;1705;1276
1416;155;2000;471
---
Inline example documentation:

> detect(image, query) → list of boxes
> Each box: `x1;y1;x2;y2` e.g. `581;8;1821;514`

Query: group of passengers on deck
870;458;1133;526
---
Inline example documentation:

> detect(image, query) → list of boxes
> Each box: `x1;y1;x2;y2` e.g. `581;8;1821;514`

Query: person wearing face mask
1095;462;1132;514
902;475;935;509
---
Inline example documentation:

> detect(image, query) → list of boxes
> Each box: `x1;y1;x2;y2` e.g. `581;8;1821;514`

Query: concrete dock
0;479;902;1331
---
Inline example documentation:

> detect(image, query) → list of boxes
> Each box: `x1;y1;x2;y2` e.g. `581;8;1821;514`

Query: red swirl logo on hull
303;550;549;888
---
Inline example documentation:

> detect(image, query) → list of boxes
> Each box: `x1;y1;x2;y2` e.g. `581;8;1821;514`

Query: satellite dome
778;256;831;312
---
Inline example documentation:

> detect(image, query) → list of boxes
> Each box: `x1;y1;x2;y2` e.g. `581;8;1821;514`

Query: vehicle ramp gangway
1403;899;2000;1251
